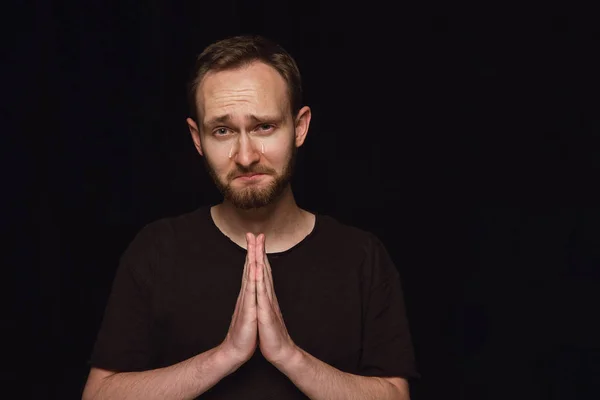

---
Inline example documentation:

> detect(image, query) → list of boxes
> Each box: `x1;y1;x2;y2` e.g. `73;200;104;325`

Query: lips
235;173;266;180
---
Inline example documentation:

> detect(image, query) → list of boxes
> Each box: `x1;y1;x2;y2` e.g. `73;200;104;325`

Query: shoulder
117;207;211;275
136;206;210;239
315;213;388;256
125;206;211;254
315;213;399;281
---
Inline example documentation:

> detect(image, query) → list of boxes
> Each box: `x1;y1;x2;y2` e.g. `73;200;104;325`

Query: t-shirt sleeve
88;221;164;372
358;234;420;380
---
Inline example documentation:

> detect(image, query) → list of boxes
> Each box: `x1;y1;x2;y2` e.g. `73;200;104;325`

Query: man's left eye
259;124;273;131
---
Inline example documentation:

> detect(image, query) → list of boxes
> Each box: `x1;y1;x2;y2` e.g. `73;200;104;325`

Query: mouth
235;173;266;181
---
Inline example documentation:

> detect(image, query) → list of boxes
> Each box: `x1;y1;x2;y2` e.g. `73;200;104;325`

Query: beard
203;143;297;210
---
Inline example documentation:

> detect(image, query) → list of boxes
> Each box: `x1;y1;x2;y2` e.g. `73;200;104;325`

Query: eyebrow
203;113;282;129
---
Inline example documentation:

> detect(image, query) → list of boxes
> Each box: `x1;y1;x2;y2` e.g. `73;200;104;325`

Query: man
82;35;419;399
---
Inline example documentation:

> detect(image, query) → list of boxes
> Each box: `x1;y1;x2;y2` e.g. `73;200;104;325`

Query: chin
225;181;284;210
227;193;275;210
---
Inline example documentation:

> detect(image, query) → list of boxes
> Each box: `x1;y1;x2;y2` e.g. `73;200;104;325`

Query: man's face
194;62;298;210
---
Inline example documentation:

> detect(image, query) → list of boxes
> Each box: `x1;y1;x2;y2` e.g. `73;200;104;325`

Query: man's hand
220;233;297;368
255;233;298;366
219;233;259;366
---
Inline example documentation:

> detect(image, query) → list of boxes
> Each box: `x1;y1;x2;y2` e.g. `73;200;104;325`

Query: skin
186;61;408;395
81;60;408;400
186;61;315;253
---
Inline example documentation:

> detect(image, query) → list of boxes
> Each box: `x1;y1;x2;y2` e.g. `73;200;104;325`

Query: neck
213;185;303;238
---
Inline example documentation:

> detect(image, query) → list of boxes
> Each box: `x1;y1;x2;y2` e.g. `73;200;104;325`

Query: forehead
196;62;289;123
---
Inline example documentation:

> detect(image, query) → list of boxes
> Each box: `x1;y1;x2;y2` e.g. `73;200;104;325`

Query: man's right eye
214;128;229;136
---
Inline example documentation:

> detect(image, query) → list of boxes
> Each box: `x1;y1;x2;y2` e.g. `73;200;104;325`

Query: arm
84;232;262;400
82;344;241;400
253;233;412;399
274;347;409;400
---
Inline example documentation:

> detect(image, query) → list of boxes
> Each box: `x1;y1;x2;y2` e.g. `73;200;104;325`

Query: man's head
186;35;311;210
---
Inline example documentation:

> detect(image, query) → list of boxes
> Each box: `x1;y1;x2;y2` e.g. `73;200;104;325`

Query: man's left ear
294;106;311;148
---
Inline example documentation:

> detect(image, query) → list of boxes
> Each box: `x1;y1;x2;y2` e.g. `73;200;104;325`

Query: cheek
204;143;231;171
260;134;293;161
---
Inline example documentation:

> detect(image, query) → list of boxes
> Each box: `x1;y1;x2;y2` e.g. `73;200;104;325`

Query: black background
5;1;600;399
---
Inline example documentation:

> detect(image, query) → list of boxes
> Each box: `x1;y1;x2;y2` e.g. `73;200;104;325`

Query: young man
82;35;418;399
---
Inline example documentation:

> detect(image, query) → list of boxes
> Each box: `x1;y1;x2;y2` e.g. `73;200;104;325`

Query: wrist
272;344;304;374
214;344;248;375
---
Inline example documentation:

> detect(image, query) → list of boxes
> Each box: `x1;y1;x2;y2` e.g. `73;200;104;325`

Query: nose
231;133;260;167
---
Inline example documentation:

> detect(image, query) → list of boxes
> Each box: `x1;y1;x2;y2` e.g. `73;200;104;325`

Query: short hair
187;35;303;123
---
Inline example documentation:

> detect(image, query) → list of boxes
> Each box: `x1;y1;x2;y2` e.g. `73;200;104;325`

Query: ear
293;106;312;148
186;117;204;156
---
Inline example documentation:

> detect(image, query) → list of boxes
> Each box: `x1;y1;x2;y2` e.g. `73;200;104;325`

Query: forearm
275;347;405;400
83;345;240;400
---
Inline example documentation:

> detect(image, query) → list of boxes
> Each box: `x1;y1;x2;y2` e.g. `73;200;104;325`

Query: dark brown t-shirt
90;206;419;398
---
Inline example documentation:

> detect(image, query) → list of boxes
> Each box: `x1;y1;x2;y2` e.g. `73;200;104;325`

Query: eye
257;124;274;133
213;127;230;136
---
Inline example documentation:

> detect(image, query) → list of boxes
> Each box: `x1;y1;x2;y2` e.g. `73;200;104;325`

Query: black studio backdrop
6;1;600;399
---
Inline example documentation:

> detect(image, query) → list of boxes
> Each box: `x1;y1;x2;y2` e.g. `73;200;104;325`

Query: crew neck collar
205;205;320;258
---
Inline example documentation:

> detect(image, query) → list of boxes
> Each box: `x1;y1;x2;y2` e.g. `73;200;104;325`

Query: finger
256;238;273;322
256;234;273;304
256;265;272;323
261;235;276;301
241;233;252;288
261;235;285;322
260;234;279;313
231;233;252;327
242;233;257;318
